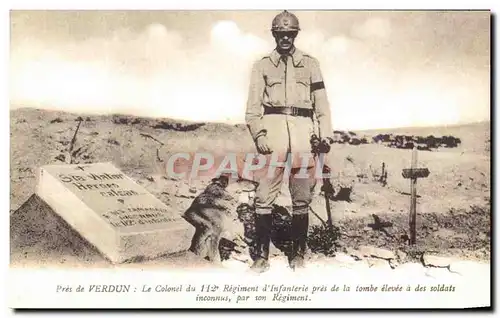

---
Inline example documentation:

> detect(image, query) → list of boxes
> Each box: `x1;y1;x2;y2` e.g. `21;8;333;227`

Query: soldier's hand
256;135;272;154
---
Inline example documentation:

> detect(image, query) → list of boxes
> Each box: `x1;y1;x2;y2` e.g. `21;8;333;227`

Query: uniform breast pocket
265;75;285;104
266;76;283;87
295;76;312;104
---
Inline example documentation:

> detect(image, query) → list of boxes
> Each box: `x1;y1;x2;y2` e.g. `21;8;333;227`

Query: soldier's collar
269;48;304;67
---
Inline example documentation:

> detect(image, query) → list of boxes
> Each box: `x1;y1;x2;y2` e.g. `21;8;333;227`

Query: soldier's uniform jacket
245;48;333;168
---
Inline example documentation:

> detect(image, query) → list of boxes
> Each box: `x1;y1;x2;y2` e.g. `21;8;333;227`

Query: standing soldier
245;10;333;272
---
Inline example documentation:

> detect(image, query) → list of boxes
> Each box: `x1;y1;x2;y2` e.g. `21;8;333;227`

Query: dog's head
210;174;230;189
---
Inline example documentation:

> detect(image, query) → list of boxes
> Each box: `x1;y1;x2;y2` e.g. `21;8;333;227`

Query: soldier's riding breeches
254;163;316;215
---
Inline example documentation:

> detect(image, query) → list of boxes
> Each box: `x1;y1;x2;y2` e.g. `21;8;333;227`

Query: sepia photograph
7;8;492;309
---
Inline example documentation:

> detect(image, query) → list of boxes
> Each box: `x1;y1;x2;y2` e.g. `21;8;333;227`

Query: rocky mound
9;194;213;269
10;194;108;267
330;130;462;151
372;133;462;150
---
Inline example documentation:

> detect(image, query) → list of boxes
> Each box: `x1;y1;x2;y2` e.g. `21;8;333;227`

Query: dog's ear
211;175;230;188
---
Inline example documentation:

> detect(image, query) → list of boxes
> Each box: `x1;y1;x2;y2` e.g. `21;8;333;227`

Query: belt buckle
291;107;298;117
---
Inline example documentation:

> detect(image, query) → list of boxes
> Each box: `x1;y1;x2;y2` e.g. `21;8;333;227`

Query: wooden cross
401;147;430;245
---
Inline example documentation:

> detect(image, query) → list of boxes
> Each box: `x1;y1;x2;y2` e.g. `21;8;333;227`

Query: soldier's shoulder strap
301;53;320;64
260;53;270;59
248;54;271;69
259;53;273;62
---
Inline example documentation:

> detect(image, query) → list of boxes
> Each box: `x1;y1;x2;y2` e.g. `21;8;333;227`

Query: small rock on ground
358;245;396;260
334;252;357;264
396;250;407;262
422;253;453;268
346;247;365;260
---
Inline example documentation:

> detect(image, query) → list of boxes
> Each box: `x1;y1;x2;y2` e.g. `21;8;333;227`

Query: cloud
10;18;489;130
325;35;351;55
352;17;392;39
10;21;271;123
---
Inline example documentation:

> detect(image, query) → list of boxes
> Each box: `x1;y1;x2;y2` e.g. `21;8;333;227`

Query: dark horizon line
10;105;491;133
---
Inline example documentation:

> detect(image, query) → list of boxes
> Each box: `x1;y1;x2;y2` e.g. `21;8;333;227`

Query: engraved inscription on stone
102;207;178;228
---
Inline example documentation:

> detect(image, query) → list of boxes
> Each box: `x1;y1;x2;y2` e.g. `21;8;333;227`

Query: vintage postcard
8;9;491;309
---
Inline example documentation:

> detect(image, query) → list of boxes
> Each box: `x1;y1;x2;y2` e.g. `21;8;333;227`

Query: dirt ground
9;108;491;267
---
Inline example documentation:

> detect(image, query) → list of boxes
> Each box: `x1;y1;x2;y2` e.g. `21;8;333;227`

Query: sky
9;10;490;130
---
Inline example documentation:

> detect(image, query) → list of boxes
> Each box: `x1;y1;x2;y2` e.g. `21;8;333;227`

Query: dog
182;174;258;263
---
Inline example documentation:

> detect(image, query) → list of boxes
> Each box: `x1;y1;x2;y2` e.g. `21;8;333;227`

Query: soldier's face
273;31;298;52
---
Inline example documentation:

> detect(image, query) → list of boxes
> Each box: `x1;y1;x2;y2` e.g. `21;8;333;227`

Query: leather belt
263;105;313;118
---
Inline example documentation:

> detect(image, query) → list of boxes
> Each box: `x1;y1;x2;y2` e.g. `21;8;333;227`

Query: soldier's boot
250;213;272;273
289;213;309;270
